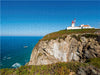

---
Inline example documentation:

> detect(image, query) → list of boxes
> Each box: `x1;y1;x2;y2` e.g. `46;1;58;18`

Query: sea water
0;36;43;69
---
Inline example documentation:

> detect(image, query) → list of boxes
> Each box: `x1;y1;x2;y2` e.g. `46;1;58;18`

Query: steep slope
1;58;100;75
28;29;100;65
1;29;100;75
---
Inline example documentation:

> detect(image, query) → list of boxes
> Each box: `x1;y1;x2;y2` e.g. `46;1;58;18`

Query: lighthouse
67;18;94;30
71;18;76;27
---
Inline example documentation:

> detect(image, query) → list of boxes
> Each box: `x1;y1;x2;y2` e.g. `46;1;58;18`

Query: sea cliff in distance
0;29;100;75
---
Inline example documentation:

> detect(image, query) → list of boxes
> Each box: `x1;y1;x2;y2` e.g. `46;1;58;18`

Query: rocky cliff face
28;34;100;65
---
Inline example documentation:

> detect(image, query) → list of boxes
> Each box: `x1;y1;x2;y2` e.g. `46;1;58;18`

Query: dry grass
41;29;100;41
1;58;100;75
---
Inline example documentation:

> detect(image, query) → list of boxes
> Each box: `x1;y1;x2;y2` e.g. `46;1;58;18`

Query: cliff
28;29;100;65
1;29;100;75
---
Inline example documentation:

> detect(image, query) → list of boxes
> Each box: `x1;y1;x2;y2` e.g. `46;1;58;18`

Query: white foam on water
7;57;11;59
3;56;6;60
12;63;21;68
3;56;12;60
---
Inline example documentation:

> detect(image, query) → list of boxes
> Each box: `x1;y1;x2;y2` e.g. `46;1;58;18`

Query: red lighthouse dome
72;21;74;24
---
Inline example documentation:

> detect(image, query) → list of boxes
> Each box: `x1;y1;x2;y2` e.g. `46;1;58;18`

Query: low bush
42;29;100;41
0;58;100;75
85;57;100;68
71;35;81;41
82;34;98;38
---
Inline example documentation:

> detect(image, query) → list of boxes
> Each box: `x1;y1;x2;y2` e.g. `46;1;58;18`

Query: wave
12;63;21;68
3;56;11;60
3;56;6;60
7;57;11;59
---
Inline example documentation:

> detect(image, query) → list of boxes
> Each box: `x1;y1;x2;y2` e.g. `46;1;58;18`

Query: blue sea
0;36;43;69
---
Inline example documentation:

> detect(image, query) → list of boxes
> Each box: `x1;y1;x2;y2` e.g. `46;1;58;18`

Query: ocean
0;36;43;69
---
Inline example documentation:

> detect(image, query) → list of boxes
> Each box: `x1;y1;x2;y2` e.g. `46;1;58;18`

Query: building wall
83;27;94;29
67;26;94;30
67;27;81;30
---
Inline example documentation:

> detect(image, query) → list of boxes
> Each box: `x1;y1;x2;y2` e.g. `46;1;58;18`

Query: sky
1;1;100;36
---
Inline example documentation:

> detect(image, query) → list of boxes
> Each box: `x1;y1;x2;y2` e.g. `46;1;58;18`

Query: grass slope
0;58;100;75
42;29;100;41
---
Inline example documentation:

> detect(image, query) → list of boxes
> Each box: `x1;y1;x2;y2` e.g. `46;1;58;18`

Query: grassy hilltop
42;29;100;41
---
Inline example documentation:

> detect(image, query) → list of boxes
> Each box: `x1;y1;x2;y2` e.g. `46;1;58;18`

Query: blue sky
1;1;100;36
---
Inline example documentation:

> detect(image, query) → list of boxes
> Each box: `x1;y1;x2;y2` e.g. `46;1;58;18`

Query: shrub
82;34;98;38
71;35;81;41
85;57;100;68
42;29;100;41
0;58;100;75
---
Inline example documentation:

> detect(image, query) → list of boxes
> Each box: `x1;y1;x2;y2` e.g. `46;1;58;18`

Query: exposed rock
28;34;100;65
77;66;100;75
69;72;75;75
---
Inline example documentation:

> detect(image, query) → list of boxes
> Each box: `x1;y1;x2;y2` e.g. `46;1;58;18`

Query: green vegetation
82;34;98;38
86;57;100;68
41;29;100;41
71;35;81;41
34;29;100;48
71;33;98;41
0;29;100;75
0;58;100;75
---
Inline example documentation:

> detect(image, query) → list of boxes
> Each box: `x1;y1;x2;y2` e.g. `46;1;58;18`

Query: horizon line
0;35;44;37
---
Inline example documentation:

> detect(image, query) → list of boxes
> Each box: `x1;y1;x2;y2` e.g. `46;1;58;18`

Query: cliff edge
28;29;100;65
1;29;100;75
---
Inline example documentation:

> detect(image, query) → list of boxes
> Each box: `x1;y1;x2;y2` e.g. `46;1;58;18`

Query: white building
67;19;94;30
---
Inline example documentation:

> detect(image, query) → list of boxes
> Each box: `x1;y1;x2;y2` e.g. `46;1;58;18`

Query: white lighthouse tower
67;18;94;30
71;18;76;27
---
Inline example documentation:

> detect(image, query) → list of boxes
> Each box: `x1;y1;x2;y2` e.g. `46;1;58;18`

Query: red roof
83;25;90;27
72;21;74;23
